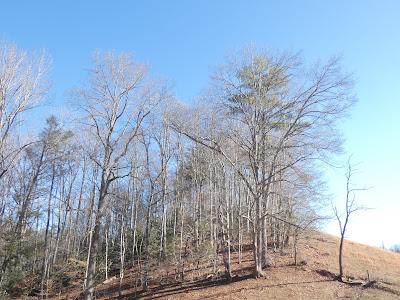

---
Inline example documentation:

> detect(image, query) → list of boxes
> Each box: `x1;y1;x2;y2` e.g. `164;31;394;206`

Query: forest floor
29;231;400;300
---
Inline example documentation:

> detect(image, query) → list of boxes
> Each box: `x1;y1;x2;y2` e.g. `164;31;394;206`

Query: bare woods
0;42;355;298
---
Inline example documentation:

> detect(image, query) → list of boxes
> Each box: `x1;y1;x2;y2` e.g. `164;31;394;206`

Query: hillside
40;231;400;300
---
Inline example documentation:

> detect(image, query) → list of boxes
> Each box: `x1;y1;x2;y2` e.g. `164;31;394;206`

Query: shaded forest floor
25;232;400;299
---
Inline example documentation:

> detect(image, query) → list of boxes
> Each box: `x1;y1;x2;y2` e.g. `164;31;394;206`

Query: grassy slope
164;232;400;300
45;232;400;300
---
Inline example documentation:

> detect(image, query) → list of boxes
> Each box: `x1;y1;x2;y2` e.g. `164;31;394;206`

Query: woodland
0;41;358;299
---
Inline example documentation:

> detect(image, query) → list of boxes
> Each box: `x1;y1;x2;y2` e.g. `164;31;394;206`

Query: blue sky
2;1;399;247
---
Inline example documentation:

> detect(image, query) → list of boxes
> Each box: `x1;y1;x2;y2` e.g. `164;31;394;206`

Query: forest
0;41;356;299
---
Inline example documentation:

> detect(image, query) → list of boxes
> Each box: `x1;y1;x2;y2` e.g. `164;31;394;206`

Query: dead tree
333;157;369;281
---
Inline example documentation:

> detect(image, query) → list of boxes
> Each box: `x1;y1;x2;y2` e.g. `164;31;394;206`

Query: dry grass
300;232;400;287
38;231;400;300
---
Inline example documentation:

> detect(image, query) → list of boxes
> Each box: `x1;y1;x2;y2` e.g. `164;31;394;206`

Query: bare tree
333;157;368;281
75;52;166;300
0;41;50;180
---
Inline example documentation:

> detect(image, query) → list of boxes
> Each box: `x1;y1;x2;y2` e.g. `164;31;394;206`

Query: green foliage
40;259;86;295
2;270;26;296
192;241;214;266
1;268;40;297
0;230;41;295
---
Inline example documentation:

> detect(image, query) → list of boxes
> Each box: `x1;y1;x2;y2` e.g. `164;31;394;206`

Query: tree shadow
113;273;255;299
200;278;335;299
103;267;334;299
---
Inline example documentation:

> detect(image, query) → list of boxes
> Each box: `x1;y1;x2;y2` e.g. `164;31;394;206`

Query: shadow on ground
92;268;334;300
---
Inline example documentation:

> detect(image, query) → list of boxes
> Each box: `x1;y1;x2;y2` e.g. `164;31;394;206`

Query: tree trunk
40;165;55;297
84;173;109;300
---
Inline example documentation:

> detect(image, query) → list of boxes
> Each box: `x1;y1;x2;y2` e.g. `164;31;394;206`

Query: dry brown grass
301;232;400;286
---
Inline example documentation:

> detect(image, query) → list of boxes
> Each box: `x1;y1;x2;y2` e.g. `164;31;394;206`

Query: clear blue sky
2;1;399;247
